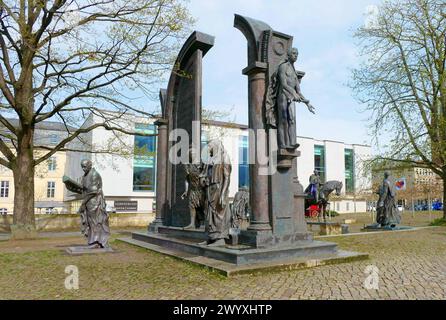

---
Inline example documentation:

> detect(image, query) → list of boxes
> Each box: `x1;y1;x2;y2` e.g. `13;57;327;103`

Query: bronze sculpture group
304;170;343;221
60;36;399;253
182;141;232;247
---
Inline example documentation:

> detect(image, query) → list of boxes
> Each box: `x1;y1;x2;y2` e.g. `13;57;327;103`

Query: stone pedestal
65;246;114;255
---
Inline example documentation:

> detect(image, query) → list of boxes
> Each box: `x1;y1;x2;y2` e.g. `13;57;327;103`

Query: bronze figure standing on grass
63;159;110;248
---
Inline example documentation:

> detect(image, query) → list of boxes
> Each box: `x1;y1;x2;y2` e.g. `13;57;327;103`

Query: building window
201;130;210;149
238;135;249;188
346;202;350;211
0;181;9;198
336;202;340;211
0;208;7;215
47;181;55;198
314;145;326;183
344;148;354;193
49;134;58;144
48;157;57;171
133;124;157;191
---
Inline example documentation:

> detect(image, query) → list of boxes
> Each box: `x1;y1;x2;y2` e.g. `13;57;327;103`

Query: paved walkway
0;229;142;241
0;227;445;299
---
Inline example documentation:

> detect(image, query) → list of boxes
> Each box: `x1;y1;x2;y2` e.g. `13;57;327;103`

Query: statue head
314;169;319;175
287;47;298;63
384;171;390;179
205;140;230;165
81;159;93;174
335;181;343;196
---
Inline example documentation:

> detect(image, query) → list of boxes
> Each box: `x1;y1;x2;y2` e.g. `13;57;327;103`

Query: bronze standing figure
376;172;400;226
181;148;206;229
202;140;232;247
266;47;315;150
64;159;110;248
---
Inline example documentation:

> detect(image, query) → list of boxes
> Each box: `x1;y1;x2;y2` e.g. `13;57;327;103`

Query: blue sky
186;0;383;147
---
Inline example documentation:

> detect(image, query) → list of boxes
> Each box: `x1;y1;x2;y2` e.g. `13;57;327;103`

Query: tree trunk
11;126;37;239
443;176;446;220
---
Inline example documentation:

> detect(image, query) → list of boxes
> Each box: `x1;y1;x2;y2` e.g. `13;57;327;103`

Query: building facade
0;121;74;215
0;116;372;215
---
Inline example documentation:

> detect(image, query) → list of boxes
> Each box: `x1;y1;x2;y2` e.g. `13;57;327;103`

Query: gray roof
2;118;77;132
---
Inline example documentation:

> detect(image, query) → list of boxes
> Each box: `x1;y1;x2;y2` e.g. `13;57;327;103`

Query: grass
429;218;446;226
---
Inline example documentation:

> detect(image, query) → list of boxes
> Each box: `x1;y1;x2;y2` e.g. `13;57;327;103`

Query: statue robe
79;168;110;247
205;161;232;241
376;178;400;226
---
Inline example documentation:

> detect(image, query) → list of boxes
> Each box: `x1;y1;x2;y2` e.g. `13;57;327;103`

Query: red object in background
396;180;405;189
306;205;320;218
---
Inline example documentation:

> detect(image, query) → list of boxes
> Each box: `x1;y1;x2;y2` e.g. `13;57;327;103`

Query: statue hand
293;94;302;102
307;103;315;114
181;192;187;200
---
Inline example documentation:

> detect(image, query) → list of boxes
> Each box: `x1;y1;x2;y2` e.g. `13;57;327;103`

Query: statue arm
86;172;102;196
65;183;82;194
294;73;316;114
181;178;189;200
63;175;82;194
219;164;232;206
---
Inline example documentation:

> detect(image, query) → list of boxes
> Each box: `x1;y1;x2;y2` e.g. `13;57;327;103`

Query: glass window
314;145;326;183
0;208;7;215
48;157;57;171
0;181;9;198
201;130;210;164
345;148;354;193
238;135;249;188
49;134;58;144
133;124;157;191
201;130;210;149
133;166;155;191
47;181;55;198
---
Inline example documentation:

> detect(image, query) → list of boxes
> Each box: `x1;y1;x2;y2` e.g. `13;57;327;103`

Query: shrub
429;218;446;227
326;210;340;217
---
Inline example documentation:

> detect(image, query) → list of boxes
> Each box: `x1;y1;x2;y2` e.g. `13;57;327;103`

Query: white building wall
296;136;315;185
324;140;345;191
65;113;155;212
353;144;372;193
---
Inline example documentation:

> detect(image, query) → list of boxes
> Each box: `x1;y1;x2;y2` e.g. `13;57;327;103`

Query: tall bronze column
244;63;272;232
148;119;168;232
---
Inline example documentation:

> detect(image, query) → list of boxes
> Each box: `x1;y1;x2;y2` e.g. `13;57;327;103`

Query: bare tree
0;0;193;238
351;0;446;219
